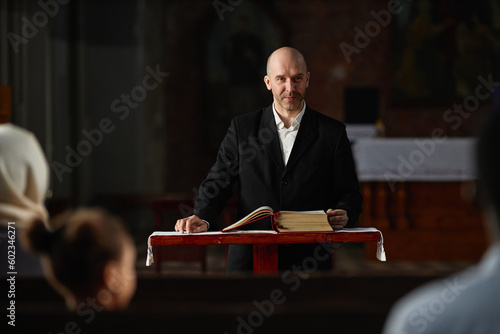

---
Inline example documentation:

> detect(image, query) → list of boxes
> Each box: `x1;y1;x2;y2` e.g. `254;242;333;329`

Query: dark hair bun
22;218;55;254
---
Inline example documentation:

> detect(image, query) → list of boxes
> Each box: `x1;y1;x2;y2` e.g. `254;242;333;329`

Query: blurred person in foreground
0;85;49;275
0;122;49;225
383;111;500;334
22;208;137;311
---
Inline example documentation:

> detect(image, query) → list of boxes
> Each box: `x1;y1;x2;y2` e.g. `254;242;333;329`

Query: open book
222;206;333;233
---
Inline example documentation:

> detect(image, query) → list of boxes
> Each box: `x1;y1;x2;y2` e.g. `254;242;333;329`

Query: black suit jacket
194;105;362;271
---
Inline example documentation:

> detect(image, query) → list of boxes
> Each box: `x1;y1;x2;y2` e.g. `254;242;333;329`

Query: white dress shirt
202;102;306;230
272;101;306;166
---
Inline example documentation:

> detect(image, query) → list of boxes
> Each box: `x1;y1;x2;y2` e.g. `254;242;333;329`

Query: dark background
2;0;498;209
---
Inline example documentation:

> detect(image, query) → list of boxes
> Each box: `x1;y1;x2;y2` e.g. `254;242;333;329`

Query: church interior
1;0;500;333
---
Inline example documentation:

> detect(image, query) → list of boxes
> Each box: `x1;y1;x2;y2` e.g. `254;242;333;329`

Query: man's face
264;52;310;114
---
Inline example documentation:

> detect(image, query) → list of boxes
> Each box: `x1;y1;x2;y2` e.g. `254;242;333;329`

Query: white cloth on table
146;227;386;266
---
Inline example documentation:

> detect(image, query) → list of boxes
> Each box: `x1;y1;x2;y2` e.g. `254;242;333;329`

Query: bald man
176;47;362;272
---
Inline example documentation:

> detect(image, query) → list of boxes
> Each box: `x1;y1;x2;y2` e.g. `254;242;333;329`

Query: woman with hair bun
22;208;137;311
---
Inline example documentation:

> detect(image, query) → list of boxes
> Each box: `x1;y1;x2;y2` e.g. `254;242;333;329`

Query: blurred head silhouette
22;208;137;311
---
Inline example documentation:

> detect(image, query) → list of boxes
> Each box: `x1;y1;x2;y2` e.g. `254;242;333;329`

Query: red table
147;229;384;274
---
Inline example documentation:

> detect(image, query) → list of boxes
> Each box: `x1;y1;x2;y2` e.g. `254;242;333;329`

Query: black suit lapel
260;106;285;173
284;107;318;175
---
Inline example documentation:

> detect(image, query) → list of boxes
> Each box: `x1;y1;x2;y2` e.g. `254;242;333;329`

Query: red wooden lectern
147;229;384;275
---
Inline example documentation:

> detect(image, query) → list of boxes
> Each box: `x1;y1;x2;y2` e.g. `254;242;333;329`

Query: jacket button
281;180;288;185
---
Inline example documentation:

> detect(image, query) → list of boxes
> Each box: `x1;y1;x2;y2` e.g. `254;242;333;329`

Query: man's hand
326;209;348;230
175;215;208;234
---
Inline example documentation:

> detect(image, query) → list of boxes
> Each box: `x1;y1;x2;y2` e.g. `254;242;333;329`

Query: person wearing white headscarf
0;123;49;227
0;122;50;276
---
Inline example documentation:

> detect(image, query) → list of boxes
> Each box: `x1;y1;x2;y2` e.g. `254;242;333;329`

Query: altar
352;137;488;262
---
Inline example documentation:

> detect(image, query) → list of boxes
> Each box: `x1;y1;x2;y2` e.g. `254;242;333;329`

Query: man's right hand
175;215;208;234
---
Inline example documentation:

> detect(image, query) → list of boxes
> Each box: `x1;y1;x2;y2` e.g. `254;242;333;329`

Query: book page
276;211;332;232
280;210;325;214
222;206;274;231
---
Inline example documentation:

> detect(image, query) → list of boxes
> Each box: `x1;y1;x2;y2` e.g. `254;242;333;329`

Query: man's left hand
326;209;348;230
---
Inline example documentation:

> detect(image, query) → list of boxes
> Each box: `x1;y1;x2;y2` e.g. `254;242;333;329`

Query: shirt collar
272;101;307;130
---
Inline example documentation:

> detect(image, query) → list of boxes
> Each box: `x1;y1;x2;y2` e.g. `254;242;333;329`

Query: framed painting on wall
391;0;500;105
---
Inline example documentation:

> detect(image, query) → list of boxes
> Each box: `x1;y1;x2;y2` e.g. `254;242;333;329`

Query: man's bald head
266;47;308;77
264;47;310;115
